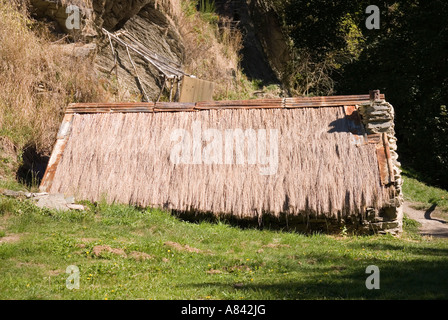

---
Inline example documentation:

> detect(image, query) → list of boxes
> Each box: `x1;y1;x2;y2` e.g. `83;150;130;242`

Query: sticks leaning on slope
102;28;195;102
102;28;192;80
125;46;150;102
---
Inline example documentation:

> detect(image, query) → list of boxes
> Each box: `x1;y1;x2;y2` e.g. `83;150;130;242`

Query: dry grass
174;1;250;100
0;1;109;161
48;106;392;220
164;241;203;253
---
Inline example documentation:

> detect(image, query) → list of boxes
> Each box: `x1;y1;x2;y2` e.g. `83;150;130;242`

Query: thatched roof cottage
40;91;403;235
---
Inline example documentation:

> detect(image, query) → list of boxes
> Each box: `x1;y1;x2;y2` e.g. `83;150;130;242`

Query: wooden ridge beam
64;94;386;114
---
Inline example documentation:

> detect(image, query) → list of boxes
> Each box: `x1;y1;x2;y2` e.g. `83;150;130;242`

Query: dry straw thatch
47;105;394;221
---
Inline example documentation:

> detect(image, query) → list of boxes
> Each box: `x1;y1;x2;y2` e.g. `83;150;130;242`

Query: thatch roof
40;94;399;222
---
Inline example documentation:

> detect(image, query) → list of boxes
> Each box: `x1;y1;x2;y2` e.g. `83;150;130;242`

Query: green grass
0;178;25;192
197;0;219;25
1;194;448;300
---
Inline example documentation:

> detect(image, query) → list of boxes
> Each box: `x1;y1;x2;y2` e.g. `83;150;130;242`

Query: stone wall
358;93;404;235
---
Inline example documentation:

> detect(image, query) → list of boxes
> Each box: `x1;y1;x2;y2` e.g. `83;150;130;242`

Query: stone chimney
358;90;404;235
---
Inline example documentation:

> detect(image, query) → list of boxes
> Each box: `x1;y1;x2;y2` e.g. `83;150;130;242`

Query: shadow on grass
423;204;447;225
174;238;448;299
170;209;367;237
178;257;448;299
346;241;448;257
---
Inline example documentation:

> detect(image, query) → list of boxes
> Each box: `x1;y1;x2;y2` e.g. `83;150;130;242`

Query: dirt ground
403;201;448;238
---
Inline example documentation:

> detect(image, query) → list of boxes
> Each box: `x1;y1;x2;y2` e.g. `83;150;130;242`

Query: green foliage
334;0;448;188
198;0;216;14
279;0;448;187
197;0;219;24
275;1;368;95
284;1;365;60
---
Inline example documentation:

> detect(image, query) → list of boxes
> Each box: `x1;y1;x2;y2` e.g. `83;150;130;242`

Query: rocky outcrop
94;1;185;101
28;0;185;101
214;0;290;85
247;0;291;85
27;0;290;100
29;0;97;37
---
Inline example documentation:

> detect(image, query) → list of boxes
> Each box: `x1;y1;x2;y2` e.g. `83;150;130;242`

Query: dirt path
403;201;448;238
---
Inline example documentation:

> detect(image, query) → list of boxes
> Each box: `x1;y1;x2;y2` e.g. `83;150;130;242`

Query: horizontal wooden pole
65;94;386;114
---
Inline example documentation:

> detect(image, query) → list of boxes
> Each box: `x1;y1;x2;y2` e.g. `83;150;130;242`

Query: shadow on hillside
16;145;49;188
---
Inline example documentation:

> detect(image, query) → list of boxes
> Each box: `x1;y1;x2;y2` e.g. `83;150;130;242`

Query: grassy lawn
1;192;447;300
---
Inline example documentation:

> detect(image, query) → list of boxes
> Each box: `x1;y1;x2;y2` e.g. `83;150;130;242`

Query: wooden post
156;75;166;103
369;90;380;101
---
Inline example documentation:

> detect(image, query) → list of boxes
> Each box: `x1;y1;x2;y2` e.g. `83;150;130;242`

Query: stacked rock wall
359;94;404;235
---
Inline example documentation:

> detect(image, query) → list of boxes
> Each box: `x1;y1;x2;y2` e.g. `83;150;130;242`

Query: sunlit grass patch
1;192;448;300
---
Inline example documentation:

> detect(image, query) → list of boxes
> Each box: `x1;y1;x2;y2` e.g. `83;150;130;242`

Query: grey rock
30;192;49;199
2;190;27;197
35;193;70;211
65;196;75;204
66;204;86;211
365;121;394;133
